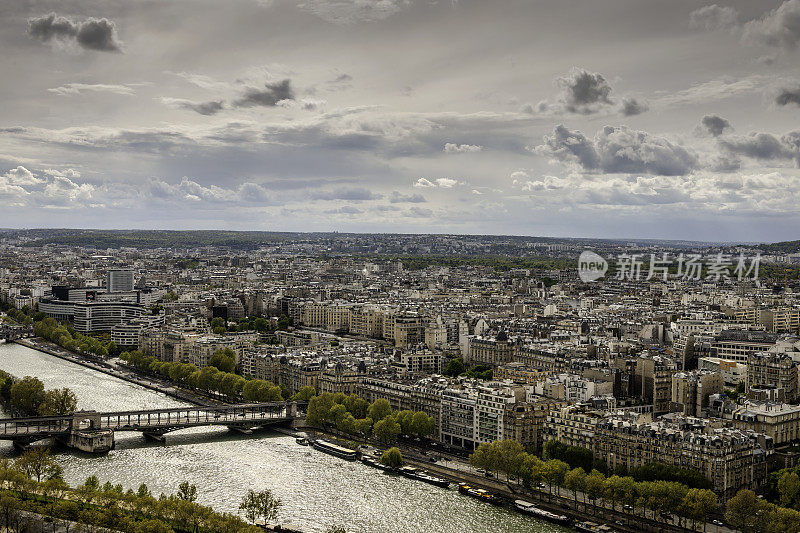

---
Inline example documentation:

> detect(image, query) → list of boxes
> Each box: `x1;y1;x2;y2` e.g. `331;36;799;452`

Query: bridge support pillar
288;402;298;418
142;431;167;443
228;426;253;435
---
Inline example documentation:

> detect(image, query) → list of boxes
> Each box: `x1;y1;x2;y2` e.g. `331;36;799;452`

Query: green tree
239;489;281;525
725;489;768;533
177;481;197;502
14;447;62;483
520;453;544;488
585;469;606;514
307;393;335;427
497;440;526;481
779;471;800;508
681;488;718;532
380;447;403;468
209;348;236;373
10;376;45;414
373;417;401;444
290;386;316;402
543;459;569;499
367;398;392;422
39;387;78;416
410;411;435;439
444;358;465;377
565;467;587;510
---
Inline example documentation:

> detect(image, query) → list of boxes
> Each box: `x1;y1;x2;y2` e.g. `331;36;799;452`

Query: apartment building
747;352;798;403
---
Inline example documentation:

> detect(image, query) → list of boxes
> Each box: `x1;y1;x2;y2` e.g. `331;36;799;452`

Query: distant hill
760;240;800;254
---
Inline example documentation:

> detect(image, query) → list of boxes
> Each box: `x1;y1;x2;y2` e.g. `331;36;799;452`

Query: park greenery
306;394;434;444
0;371;78;417
34;317;120;358
380;447;404;469
0;449;263;532
442;357;493;380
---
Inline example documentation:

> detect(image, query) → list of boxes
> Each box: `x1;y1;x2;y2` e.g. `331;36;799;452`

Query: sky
1;0;800;242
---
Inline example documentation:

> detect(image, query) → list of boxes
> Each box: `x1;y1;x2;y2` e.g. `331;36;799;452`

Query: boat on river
310;438;357;460
513;499;571;526
361;455;397;472
458;483;502;505
574;521;615;533
398;466;450;488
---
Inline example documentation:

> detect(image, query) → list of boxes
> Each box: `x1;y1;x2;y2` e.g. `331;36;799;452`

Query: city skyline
2;0;800;241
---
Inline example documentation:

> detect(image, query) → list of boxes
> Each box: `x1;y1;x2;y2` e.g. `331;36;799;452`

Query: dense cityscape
0;230;798;531
5;0;800;531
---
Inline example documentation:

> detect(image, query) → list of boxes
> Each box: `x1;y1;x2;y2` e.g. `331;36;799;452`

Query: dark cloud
333;74;352;83
689;4;739;31
776;87;800;107
533;125;600;170
164;99;224;116
719;131;800;162
389;191;426;203
27;13;77;41
234;79;294;107
744;0;800;50
556;68;614;114
534;125;698;176
28;13;122;52
699;115;732;136
620;97;648;116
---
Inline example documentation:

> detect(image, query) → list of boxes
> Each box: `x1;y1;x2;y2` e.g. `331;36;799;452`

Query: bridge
0;402;298;452
0;324;32;342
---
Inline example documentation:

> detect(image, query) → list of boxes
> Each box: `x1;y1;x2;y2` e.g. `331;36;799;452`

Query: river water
0;342;567;533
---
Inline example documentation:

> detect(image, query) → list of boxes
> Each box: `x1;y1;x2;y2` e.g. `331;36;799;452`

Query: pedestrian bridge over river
0;402;299;452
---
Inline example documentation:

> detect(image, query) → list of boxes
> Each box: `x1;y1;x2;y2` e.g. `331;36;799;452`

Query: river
0;341;568;533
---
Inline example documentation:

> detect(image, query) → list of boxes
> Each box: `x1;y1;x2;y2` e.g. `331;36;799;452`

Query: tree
444;358;465;377
585;469;606;514
210;317;226;330
543;459;569;499
410;411;435;439
520;454;544;488
14;448;62;483
290;386;316;402
367;399;392;422
10;376;45;414
177;481;197;502
497;440;526;481
209;348;236;373
39;387;78;416
373;417;401;444
307;393;335;427
725;489;768;533
779;471;800;508
565;467;587;510
380;447;403;469
239;489;281;525
681;488;718;532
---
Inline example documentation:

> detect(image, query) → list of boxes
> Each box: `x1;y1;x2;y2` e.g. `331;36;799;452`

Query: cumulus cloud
389;191;426;203
443;143;483;153
414;178;436;188
743;0;800;50
775;86;800;106
689;4;739;31
620;97;649;116
698;114;733;137
43;176;94;201
234;79;294;107
3;166;43;186
28;13;122;52
160;98;225;115
555;68;614;114
533;125;699;176
719;130;800;163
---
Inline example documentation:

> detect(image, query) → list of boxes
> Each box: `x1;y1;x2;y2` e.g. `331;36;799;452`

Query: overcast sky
2;0;800;242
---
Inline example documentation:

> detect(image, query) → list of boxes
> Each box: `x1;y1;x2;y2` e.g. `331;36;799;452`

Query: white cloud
443;142;483;153
3;166;42;186
48;83;136;96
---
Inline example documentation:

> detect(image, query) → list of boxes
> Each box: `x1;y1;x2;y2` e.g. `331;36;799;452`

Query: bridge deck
0;402;292;439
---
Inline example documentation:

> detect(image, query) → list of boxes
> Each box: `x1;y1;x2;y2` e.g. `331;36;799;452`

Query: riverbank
11;338;217;407
298;427;701;533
